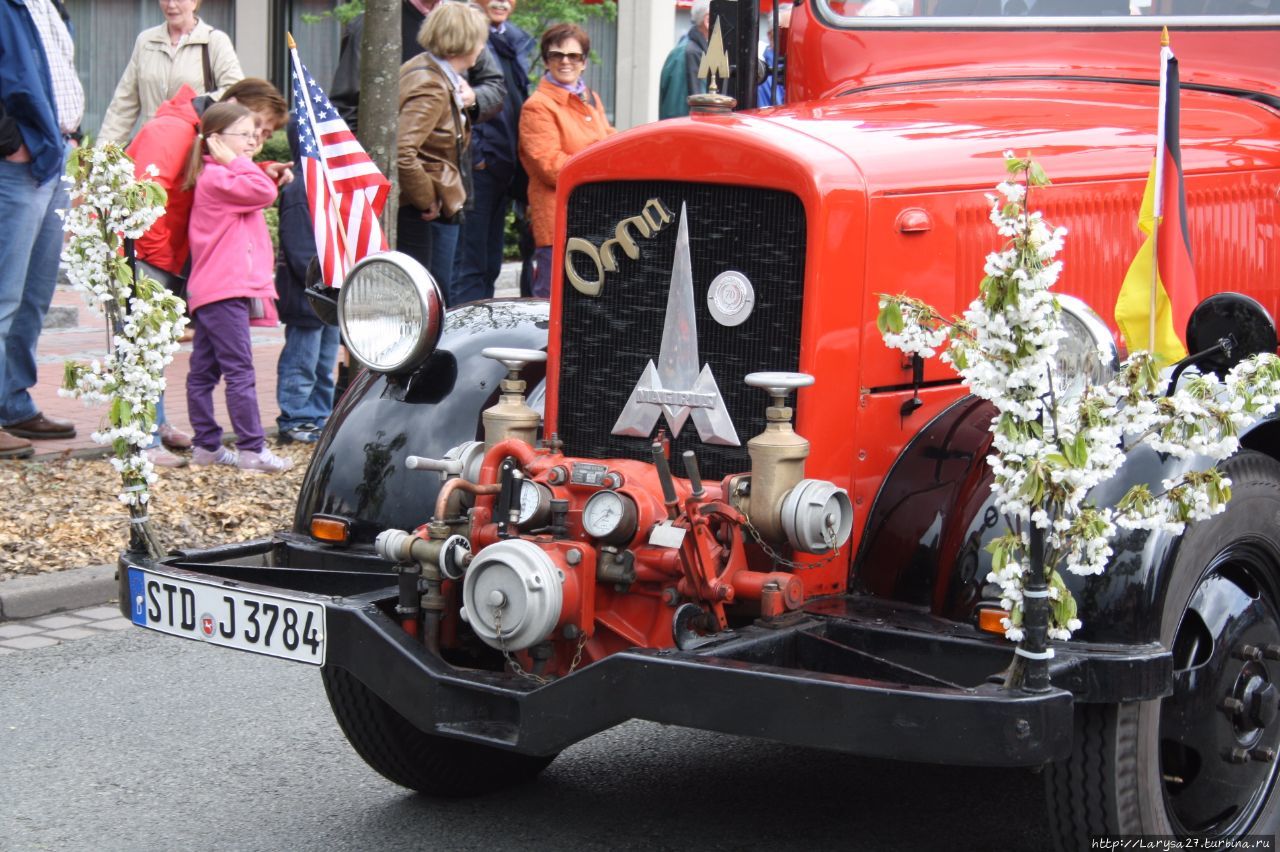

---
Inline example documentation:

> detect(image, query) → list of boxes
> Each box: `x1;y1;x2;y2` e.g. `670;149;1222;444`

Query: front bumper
119;536;1172;767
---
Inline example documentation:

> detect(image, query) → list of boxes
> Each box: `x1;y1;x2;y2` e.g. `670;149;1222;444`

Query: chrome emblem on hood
611;204;740;447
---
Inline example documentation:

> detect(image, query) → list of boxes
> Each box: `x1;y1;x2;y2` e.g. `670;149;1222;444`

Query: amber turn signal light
977;607;1008;636
310;515;351;545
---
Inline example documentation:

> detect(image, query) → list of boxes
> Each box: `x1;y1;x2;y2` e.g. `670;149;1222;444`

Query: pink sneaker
236;448;293;474
143;445;188;468
157;423;192;450
191;445;239;467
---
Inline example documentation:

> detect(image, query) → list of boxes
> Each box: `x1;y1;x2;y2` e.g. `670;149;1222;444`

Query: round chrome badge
707;270;755;327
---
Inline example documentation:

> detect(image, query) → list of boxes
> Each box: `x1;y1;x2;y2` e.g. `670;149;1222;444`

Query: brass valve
739;372;814;543
481;347;546;447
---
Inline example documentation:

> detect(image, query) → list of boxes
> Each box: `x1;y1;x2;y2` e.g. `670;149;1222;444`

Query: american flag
289;43;390;288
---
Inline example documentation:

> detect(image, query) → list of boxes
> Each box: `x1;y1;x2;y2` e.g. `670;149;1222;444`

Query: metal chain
567;631;588;673
492;606;549;685
491;605;589;683
740;513;840;570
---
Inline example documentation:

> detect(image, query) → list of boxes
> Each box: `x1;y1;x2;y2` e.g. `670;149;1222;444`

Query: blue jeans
0;154;67;426
397;206;461;305
276;322;340;431
452;167;508;305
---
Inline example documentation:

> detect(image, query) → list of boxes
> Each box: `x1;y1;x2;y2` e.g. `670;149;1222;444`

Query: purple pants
186;298;265;454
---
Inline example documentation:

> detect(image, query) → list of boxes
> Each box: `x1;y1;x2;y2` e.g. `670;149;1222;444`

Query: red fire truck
121;3;1280;846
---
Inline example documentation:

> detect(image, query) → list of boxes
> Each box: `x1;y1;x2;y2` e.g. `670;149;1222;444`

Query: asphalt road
1;628;1054;851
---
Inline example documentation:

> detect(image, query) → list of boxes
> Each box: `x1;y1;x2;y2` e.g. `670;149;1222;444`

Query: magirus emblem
611;204;739;447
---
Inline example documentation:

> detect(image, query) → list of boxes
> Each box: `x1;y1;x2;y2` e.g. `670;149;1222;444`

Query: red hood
153;84;201;126
762;79;1280;195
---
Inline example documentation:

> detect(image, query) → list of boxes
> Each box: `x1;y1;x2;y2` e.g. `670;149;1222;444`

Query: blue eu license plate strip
128;568;326;665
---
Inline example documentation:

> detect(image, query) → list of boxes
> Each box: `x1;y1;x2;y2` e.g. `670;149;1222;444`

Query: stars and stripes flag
288;35;390;288
1114;27;1198;364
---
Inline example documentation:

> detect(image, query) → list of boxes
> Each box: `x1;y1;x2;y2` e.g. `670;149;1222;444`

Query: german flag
1114;30;1197;365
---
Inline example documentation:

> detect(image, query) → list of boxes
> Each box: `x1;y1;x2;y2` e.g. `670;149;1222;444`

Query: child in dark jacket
274;124;340;445
184;102;292;474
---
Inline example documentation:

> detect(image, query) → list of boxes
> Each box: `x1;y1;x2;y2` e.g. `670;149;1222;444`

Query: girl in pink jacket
183;102;292;474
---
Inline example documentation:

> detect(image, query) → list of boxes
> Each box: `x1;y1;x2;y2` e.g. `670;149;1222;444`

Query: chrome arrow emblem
612;204;739;447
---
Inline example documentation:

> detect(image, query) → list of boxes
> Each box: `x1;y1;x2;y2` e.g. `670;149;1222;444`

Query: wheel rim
1160;541;1280;836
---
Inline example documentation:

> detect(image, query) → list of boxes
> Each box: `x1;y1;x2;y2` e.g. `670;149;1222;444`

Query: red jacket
125;85;202;275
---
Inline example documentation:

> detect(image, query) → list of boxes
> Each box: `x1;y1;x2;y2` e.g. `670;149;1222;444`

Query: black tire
1046;450;1280;847
321;665;556;796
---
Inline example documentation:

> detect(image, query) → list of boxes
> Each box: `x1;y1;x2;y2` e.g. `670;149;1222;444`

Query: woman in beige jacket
97;0;243;145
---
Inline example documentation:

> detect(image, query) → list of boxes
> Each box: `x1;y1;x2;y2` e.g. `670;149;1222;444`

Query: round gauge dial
581;490;638;543
517;480;551;527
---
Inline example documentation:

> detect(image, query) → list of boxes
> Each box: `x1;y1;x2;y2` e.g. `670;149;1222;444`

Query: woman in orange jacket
518;22;616;299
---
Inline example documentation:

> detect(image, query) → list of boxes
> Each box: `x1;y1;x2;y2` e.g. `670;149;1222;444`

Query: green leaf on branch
1116;484;1155;518
1019;461;1048;505
62;361;85;393
1062;433;1089;468
876;299;905;334
1049;570;1077;626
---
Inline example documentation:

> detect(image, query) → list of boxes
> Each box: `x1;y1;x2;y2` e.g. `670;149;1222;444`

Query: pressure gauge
581;490;638;544
518;480;551;528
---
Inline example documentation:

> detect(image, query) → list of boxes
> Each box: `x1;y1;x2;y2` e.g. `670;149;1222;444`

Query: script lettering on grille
564;198;674;297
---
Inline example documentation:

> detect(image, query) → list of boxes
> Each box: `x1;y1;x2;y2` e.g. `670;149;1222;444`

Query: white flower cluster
58;144;187;507
879;152;1280;644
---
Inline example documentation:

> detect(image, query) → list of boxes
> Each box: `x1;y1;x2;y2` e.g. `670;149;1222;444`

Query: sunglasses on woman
546;50;585;64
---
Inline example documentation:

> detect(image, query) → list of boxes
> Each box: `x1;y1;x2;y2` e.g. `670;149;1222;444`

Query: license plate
127;568;326;665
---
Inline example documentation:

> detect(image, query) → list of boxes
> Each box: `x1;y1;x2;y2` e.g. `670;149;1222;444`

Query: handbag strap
201;42;214;93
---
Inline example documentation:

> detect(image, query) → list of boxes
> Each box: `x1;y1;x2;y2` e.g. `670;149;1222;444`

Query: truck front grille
556;181;806;480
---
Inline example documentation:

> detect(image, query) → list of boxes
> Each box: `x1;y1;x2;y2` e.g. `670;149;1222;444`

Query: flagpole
1149;28;1171;354
288;33;359;281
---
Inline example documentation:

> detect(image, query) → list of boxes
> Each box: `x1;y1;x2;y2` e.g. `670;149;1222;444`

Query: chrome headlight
337;251;444;373
1055;294;1119;399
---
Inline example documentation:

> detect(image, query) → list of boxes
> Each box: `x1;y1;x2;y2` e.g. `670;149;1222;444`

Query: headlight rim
1055;293;1120;394
337;250;445;375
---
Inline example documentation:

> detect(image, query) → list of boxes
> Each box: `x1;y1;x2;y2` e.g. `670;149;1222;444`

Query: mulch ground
0;442;316;581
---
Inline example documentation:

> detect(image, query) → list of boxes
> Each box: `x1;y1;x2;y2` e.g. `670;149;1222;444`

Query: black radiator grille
557;181;806;480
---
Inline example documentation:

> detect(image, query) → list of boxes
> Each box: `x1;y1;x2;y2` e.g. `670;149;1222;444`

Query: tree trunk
359;0;401;246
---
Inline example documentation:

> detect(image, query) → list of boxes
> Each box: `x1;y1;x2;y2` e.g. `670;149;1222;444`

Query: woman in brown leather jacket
396;2;489;302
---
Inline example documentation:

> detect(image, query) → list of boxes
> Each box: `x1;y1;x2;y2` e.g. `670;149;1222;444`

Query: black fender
854;393;1280;645
293;299;549;544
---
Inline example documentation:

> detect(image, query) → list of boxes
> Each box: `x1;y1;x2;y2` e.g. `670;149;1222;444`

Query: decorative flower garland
59;144;188;557
878;152;1280;645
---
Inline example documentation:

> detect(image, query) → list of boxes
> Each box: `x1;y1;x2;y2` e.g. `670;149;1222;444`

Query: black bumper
119;538;1172;768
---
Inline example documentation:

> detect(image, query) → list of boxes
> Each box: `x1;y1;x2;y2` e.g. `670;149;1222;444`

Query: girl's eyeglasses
218;131;257;140
546;50;585;64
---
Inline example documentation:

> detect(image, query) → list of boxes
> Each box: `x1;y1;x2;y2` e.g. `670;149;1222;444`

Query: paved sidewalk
0;604;131;654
